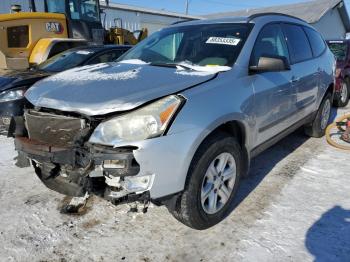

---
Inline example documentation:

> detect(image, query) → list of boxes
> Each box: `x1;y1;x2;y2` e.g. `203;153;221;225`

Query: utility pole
185;0;189;15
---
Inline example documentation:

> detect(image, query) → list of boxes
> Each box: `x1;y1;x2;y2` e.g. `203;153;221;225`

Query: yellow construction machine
0;0;148;70
107;18;148;45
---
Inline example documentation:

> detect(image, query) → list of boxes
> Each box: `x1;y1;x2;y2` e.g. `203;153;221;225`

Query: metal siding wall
103;8;184;34
312;9;346;39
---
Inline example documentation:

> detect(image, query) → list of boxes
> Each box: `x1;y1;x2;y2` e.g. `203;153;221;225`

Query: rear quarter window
304;27;326;57
282;24;313;64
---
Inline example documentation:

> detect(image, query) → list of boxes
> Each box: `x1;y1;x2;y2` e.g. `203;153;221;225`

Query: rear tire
304;93;332;138
334;79;349;107
166;132;242;230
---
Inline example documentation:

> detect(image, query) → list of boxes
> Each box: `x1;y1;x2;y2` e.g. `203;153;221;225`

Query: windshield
68;0;100;22
119;23;252;68
46;0;100;23
37;49;95;72
328;42;348;61
46;0;66;13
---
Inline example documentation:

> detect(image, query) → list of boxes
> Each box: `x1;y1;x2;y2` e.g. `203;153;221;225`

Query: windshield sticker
206;37;241;46
76;51;93;55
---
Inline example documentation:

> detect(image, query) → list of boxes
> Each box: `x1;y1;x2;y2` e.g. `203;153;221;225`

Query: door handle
290;76;300;83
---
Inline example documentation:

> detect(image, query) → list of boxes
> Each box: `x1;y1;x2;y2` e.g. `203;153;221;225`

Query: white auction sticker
206;37;241;46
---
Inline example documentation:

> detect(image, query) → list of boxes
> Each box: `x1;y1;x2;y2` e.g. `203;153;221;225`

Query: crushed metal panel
24;110;86;147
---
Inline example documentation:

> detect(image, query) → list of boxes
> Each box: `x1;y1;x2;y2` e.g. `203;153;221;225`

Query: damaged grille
24;110;87;147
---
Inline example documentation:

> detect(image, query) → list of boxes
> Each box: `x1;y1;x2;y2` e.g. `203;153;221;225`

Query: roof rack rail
171;18;199;25
248;12;305;22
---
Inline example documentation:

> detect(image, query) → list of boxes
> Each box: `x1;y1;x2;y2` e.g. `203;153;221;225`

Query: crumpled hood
25;62;218;116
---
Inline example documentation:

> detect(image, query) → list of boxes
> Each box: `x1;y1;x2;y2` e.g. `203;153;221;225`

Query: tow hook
128;199;150;214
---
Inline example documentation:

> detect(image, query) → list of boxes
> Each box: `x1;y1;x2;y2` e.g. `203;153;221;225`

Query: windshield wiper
150;62;194;71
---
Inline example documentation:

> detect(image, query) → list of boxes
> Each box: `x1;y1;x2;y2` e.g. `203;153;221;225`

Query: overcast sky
110;0;350;16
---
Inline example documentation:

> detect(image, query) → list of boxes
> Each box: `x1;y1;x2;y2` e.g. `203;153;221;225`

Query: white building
0;0;198;34
100;1;199;33
1;0;349;38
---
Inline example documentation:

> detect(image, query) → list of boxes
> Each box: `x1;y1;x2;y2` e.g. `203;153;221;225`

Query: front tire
166;132;242;230
304;93;332;138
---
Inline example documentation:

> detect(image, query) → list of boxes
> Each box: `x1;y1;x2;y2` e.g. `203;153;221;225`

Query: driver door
250;23;296;146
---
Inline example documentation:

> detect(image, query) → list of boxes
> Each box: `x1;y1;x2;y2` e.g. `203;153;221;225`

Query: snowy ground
0;106;350;262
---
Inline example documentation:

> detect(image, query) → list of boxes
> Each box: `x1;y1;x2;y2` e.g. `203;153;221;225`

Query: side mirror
249;55;290;73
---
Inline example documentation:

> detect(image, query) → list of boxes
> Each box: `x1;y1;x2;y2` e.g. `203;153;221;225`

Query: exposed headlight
0;88;26;102
89;95;183;145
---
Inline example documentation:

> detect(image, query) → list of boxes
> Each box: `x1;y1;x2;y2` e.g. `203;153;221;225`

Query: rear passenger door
304;27;328;107
250;23;295;145
282;23;319;120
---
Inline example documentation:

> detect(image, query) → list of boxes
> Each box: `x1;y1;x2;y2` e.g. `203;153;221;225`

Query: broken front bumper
15;126;203;202
15;137;142;197
15;107;204;203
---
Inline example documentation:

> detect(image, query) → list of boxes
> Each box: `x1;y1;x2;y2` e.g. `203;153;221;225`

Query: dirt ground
0;105;349;262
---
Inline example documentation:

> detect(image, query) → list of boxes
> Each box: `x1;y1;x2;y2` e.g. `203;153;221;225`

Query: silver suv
14;13;335;229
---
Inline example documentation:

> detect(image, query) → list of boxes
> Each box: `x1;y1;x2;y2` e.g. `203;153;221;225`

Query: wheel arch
163;118;251;215
210;121;250;177
326;82;335;96
188;118;251;180
320;82;335;105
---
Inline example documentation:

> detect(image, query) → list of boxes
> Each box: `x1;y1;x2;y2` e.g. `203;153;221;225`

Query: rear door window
304;27;326;57
282;24;313;64
251;24;289;66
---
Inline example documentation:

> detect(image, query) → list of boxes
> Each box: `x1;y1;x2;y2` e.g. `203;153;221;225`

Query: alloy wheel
201;152;236;214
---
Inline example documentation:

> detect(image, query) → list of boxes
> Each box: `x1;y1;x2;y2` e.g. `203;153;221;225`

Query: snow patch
48;65;141;83
119;59;149;65
175;70;217;76
175;63;231;76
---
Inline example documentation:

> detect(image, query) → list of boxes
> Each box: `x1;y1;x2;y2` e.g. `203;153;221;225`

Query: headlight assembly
89;95;183;145
0;88;26;102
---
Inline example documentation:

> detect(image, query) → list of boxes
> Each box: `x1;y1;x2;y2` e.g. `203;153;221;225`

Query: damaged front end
14;109;153;205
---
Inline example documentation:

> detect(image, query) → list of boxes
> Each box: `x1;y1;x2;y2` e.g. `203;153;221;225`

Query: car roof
170;12;308;27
